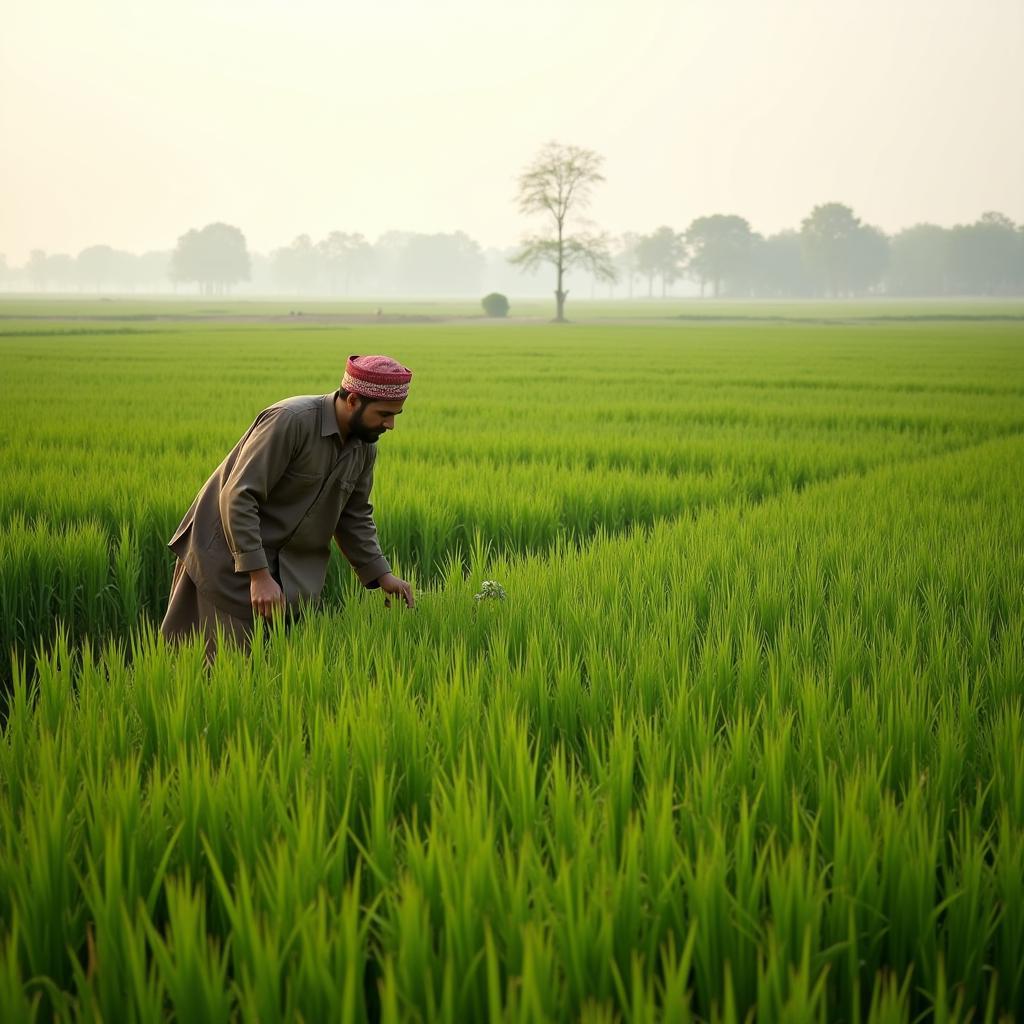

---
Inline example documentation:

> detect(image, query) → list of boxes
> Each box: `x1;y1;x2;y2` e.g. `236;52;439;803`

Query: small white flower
474;580;507;601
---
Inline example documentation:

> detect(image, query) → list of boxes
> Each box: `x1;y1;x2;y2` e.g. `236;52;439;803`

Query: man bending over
161;354;415;659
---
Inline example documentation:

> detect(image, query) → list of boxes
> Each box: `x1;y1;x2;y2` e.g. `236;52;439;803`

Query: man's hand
250;568;286;618
378;572;415;608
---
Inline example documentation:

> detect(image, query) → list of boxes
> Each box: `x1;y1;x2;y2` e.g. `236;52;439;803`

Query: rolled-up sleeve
334;449;391;588
220;408;297;573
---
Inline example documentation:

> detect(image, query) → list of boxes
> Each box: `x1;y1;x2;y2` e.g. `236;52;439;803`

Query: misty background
2;0;1022;299
5;209;1024;299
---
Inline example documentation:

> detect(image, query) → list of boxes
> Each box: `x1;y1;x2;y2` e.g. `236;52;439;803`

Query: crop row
3;324;1021;666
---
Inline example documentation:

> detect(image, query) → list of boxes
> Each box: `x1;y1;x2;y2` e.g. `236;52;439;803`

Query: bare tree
511;142;615;321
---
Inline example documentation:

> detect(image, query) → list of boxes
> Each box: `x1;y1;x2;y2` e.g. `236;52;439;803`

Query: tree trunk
554;223;567;321
555;288;567;321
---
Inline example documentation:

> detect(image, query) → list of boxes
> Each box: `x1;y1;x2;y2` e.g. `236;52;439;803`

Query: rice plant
1;311;1022;1020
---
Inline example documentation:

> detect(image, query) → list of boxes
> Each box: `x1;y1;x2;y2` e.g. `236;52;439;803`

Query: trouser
160;560;254;662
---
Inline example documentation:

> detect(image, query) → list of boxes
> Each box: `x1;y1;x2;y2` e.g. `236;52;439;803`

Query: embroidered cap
341;354;413;401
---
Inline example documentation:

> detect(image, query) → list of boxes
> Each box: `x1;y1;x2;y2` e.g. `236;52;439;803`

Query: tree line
510;144;1024;315
621;208;1023;299
5;144;1022;303
1;229;551;298
7;208;1022;301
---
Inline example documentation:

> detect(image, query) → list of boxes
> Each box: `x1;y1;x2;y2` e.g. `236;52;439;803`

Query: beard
349;403;385;444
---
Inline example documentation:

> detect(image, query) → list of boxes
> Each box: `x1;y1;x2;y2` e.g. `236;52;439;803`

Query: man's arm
220;407;297;575
333;449;392;589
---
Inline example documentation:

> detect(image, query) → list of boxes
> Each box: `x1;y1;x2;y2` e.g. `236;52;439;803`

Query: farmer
160;354;415;660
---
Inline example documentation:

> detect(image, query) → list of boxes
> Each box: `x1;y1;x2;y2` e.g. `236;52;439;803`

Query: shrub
481;292;510;318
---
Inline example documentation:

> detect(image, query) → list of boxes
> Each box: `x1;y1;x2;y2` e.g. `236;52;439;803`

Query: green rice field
1;302;1023;1021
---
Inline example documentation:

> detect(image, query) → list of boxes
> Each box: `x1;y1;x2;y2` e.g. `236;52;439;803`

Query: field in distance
2;293;1024;323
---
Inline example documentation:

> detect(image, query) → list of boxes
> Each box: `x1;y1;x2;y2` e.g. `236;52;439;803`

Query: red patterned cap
342;354;412;401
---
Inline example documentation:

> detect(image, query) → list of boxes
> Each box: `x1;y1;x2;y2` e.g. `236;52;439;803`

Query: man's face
349;396;406;444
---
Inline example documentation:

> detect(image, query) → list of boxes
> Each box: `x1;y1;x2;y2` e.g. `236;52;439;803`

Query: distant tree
28;250;51;290
634;227;686;298
847;224;890;295
1017;225;1024;293
137;250;173;292
948;212;1019;295
73;246;141;292
318;231;373;295
482;292;510;317
887;224;951;296
76;245;120;291
684;215;755;298
248;251;274;293
798;203;886;296
365;232;409;295
511;141;615;322
171;222;251;295
46;253;77;291
800;203;853;296
396;232;483;295
615;232;642;299
749;230;815;297
114;250;142;291
0;254;25;291
271;235;322;294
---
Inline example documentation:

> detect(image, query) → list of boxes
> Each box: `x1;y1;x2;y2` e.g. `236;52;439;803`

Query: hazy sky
2;0;1022;263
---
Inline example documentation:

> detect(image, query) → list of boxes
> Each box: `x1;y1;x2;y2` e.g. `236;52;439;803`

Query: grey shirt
168;393;391;617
